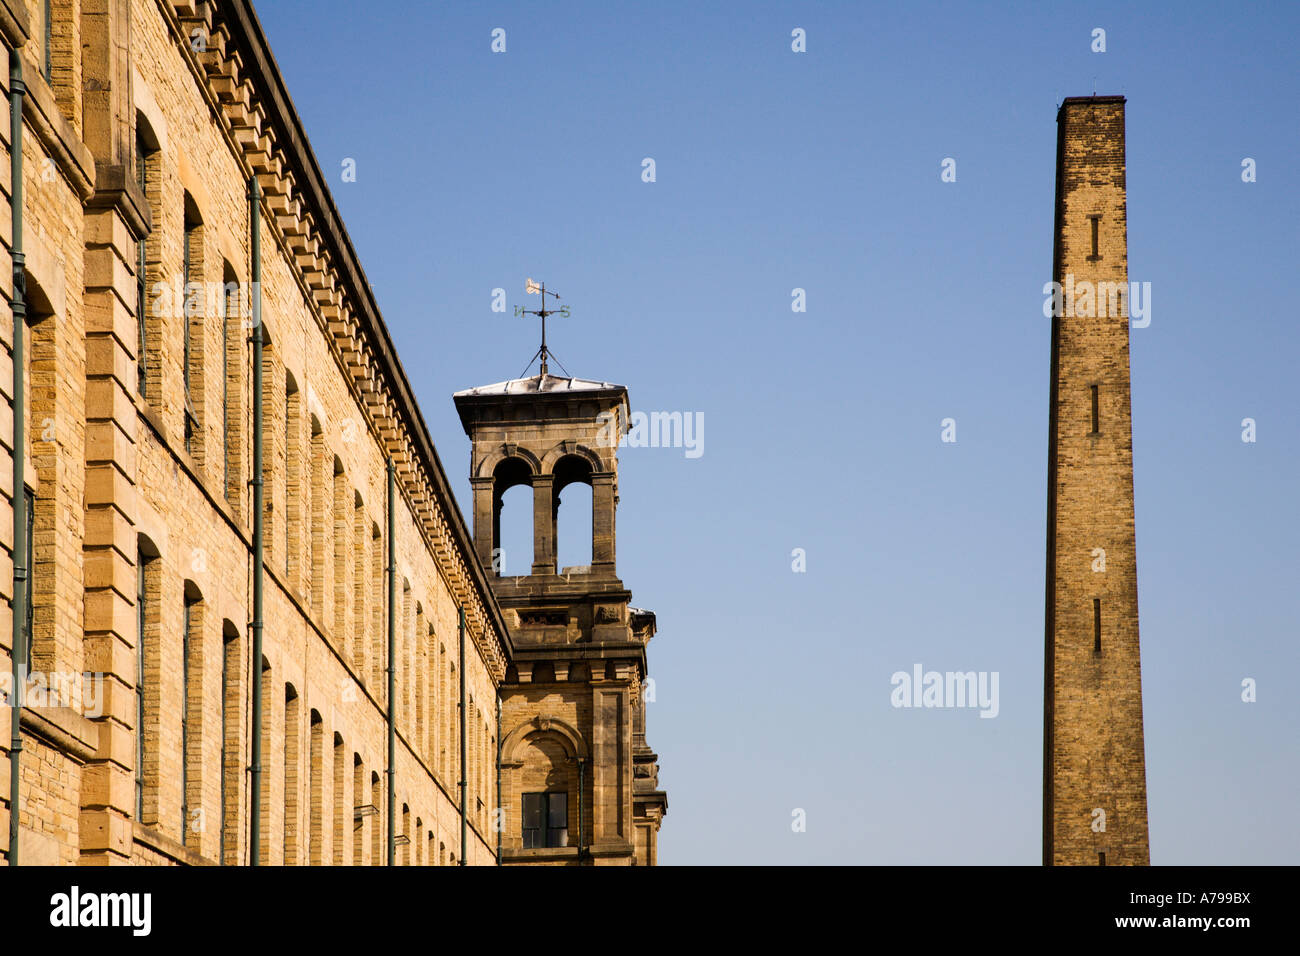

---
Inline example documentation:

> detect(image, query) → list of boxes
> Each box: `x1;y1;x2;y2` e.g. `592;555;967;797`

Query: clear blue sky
256;0;1300;864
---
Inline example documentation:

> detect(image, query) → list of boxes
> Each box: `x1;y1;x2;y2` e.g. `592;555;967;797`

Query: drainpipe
248;175;264;865
385;457;396;866
7;54;25;868
458;604;466;865
577;757;585;862
495;692;501;866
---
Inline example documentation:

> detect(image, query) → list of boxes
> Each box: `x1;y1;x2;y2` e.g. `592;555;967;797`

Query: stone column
591;473;615;573
530;474;554;575
469;476;492;571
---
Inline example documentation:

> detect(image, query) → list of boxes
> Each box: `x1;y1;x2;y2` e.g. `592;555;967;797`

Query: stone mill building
0;0;666;866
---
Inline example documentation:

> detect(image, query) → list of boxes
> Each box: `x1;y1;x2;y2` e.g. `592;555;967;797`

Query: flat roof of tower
453;372;626;397
1058;94;1126;111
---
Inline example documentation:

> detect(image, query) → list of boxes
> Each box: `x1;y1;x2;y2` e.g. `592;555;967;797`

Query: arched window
23;276;57;677
221;262;242;510
284;684;300;864
370;523;383;690
510;727;582;851
414;602;425;758
260;330;277;568
520;734;571;849
309;416;326;612
352;491;367;678
220;620;240;865
182;194;204;461
553;455;593;572
181;581;203;847
309;710;324;864
332;733;346;865
401;581;412;729
284;371;301;580
332;458;350;654
352;754;365;865
492;457;532;575
258;657;272;865
370;771;382;865
135;536;161;824
135;115;160;399
401;804;411;866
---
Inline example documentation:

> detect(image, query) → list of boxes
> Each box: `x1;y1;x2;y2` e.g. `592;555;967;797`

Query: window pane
522;792;542;829
547;792;567;829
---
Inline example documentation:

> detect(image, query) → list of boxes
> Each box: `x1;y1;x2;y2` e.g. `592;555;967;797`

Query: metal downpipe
7;54;25;868
458;604;466;865
248;175;264;865
386;457;396;866
495;692;501;866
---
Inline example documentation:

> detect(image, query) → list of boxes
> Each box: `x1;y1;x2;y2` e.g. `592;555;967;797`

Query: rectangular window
1088;215;1101;260
1090;385;1099;434
522;791;568;849
1093;598;1102;654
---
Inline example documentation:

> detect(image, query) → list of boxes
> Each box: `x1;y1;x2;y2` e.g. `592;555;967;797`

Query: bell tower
454;371;667;865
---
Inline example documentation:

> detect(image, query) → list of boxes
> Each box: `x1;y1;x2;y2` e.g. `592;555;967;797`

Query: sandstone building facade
1043;96;1150;866
0;0;665;866
455;373;666;865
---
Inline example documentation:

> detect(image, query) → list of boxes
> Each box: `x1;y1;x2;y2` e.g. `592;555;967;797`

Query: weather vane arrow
514;278;571;376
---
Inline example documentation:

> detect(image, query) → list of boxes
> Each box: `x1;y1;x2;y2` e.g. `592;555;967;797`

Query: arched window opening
181;581;203;847
519;734;573;850
135;535;161;824
553;455;593;573
258;656;272;865
221;262;242;510
220;620;240;865
135;116;161;399
309;709;324;865
332;733;346;865
284;684;300;864
352;754;365;865
492;457;532;576
182;194;204;461
353;491;367;679
285;371;301;580
370;771;382;865
309;414;326;611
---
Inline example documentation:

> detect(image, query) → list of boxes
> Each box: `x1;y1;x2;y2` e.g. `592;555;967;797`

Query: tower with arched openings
454;371;667;865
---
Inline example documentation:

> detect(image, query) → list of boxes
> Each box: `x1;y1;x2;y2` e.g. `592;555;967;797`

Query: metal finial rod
515;278;570;377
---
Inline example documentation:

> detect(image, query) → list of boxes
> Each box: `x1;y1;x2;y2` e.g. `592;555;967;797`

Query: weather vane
515;278;571;376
